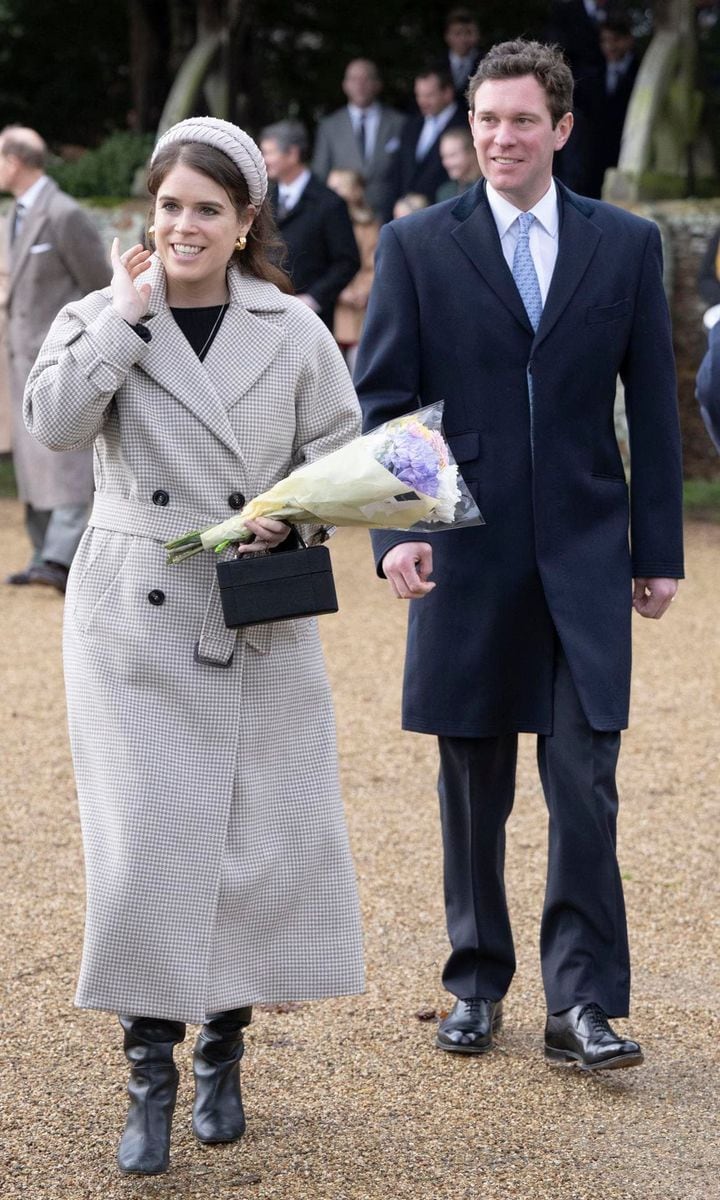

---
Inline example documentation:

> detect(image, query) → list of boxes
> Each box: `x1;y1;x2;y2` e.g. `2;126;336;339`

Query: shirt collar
17;174;49;211
347;102;380;121
280;168;311;206
427;100;459;128
485;179;559;239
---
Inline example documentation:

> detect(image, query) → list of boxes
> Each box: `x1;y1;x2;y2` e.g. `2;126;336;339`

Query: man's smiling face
469;74;573;210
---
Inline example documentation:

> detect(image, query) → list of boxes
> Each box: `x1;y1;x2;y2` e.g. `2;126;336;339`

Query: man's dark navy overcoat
355;180;684;735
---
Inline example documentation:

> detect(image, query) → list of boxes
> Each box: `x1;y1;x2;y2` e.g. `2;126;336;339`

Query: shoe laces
579;1003;611;1033
462;997;491;1012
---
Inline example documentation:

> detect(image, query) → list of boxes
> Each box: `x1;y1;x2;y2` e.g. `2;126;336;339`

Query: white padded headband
151;117;268;206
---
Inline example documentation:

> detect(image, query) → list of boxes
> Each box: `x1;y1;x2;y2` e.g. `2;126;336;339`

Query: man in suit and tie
385;67;468;212
442;7;484;101
312;59;406;221
355;40;683;1071
261;120;359;329
0;126;109;593
568;17;640;198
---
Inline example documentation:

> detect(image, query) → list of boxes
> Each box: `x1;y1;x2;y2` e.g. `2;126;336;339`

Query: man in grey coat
312;59;406;221
1;126;109;592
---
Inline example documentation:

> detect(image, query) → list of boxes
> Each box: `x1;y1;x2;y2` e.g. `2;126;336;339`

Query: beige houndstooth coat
24;259;365;1022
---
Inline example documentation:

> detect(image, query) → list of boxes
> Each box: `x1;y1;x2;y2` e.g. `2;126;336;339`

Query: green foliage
684;478;720;520
0;455;16;499
47;132;153;200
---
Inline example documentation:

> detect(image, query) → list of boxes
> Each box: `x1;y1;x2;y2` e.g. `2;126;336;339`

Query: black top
170;303;227;360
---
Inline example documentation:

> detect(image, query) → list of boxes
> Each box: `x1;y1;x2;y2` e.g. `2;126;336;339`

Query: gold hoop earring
235;236;247;252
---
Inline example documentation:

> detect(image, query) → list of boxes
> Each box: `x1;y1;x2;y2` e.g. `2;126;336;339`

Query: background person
23;116;364;1177
384;67;468;212
0;125;109;593
261;118;360;328
356;39;683;1073
436;126;482;201
326;168;380;370
312;58;406;222
442;7;485;100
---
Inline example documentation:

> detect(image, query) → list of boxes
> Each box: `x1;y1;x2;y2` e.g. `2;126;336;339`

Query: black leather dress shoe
544;1003;643;1071
5;569;33;585
27;561;68;594
436;997;503;1054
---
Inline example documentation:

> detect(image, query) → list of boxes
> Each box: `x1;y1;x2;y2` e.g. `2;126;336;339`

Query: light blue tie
512;211;543;332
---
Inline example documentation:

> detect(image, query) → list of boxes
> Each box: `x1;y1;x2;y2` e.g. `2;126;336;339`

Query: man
355;40;683;1072
1;126;109;593
384;67;468;212
544;0;606;81
436;126;482;201
568;18;640;198
311;59;406;221
261;120;359;329
442;8;484;100
696;313;720;452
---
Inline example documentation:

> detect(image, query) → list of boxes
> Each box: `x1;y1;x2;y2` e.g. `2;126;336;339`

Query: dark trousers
437;647;630;1016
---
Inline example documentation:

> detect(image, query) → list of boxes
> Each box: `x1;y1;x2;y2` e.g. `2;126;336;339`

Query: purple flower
379;427;441;497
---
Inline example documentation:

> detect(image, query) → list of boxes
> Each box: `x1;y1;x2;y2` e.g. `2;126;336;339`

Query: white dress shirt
278;168;312;213
415;101;458;161
12;173;49;240
485;180;560;304
347;102;381;160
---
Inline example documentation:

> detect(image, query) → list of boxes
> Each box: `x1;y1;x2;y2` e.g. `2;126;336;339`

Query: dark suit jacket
311;104;406;220
697;225;720;308
544;0;605;80
271;175;360;328
354;181;684;737
695;321;720;451
385;103;469;210
565;56;640;197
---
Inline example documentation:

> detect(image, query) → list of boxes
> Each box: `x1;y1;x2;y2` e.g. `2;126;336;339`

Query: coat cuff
65;304;149;391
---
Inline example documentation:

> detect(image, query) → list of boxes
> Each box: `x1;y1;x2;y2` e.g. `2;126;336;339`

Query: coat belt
89;492;239;666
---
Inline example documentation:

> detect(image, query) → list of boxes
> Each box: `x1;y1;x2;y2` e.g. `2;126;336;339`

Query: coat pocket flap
586;300;631;325
447;430;480;463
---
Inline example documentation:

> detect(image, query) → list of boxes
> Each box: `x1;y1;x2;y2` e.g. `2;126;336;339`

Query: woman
23;117;364;1176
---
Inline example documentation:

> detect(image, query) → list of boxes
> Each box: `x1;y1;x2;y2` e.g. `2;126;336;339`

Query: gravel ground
1;500;718;1200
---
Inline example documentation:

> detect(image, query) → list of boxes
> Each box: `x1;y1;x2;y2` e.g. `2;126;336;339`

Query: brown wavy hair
467;39;574;127
146;140;293;293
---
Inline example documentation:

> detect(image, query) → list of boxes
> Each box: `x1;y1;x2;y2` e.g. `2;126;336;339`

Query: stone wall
638;201;720;480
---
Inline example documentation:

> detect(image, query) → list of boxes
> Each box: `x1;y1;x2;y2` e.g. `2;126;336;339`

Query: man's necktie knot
512;211;543;331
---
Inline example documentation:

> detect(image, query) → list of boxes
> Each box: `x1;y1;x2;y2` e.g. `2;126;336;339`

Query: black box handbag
216;543;338;629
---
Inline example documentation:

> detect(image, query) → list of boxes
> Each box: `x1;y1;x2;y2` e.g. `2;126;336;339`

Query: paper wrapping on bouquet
165;401;484;567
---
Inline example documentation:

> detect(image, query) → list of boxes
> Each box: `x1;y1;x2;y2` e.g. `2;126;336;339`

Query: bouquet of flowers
165;401;483;564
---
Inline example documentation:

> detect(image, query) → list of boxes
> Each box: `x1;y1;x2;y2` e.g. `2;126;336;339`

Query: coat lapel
203;270;287;410
533;185;602;349
7;177;57;297
450;181;603;343
451;182;534;334
138;261;285;463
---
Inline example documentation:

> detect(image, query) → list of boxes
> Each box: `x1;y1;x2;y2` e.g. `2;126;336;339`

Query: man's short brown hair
467;39;573;127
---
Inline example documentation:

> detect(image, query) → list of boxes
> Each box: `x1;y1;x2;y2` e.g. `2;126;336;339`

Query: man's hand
382;542;435;600
632;577;678;619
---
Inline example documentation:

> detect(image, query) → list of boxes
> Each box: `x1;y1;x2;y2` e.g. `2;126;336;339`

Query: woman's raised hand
110;238;152;325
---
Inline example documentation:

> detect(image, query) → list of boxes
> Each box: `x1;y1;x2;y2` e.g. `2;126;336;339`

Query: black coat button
148;589;165;606
152;489;170;506
228;491;245;510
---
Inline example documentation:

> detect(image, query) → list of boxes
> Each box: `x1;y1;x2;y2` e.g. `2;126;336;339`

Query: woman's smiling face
153;162;253;300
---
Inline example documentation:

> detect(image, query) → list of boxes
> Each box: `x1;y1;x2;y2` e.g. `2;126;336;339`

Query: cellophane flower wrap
165;401;484;563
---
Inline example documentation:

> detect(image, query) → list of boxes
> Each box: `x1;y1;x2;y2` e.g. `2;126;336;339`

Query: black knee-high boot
117;1015;186;1175
192;1007;252;1144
